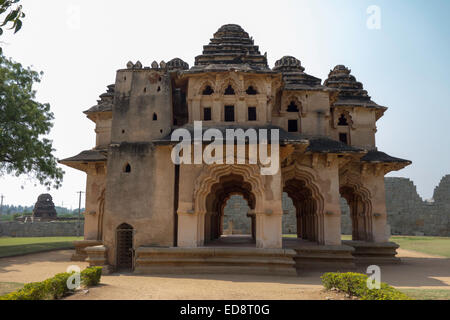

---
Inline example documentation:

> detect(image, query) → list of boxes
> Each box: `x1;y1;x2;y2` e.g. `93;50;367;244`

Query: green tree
0;1;24;41
0;54;64;188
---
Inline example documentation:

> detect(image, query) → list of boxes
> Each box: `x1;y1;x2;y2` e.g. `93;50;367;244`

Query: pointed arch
282;163;325;244
339;172;374;241
194;164;265;215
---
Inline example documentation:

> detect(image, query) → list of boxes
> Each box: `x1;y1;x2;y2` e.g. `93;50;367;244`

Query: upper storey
82;24;391;151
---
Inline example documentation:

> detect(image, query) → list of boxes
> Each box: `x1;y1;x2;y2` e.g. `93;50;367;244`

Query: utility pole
76;191;85;237
0;194;4;216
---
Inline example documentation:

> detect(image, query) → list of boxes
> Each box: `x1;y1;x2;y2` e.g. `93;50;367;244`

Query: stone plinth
85;245;112;274
134;247;297;276
71;240;102;261
283;238;356;272
343;240;401;265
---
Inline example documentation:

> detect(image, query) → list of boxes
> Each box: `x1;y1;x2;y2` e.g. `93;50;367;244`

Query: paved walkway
0;248;448;300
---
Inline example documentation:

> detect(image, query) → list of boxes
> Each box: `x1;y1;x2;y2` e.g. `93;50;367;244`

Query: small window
246;86;258;95
224;85;235;95
287;101;299;112
225;105;235;122
288;120;298;132
338;114;348;126
339;133;348;144
202;85;214;95
124;163;131;173
153;113;157;121
203;107;212;121
248;107;257;121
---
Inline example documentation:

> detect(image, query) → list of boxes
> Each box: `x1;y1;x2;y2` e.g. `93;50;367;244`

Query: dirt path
0;250;89;284
0;248;448;300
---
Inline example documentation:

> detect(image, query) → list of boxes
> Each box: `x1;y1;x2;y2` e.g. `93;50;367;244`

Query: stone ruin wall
224;175;450;237
0;221;84;237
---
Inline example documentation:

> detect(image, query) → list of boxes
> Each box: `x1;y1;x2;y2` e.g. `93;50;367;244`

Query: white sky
0;0;449;208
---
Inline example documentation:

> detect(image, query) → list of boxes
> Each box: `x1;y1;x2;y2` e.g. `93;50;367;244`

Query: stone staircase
134;247;297;276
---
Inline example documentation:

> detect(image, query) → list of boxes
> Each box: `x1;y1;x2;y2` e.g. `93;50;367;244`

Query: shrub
321;272;411;300
81;267;103;287
0;267;103;300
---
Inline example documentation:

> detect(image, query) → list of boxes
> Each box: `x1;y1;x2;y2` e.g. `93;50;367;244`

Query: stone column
236;98;246;123
255;171;283;249
177;211;198;247
362;171;389;242
314;155;342;245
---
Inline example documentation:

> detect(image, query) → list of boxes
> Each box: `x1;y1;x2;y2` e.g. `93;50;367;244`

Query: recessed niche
123;163;131;173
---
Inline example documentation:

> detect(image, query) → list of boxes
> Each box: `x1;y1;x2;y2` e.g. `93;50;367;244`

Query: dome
273;56;305;72
324;65;369;99
192;24;270;71
324;65;383;109
167;58;189;71
273;56;322;90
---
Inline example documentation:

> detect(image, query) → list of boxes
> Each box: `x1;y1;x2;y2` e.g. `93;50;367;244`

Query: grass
283;234;450;257
0;237;83;258
0;282;24;296
399;289;450;300
390;236;450;258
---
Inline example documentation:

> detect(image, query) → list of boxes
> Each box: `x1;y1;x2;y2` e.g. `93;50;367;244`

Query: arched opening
340;186;372;241
202;85;214;95
338;114;349;126
224;84;235;95
97;189;105;241
116;223;134;270
153;113;158;121
283;178;320;242
246;86;258;95
204;174;256;247
222;195;252;236
282;192;297;236
336;112;351;145
287;101;299;112
123;163;131;173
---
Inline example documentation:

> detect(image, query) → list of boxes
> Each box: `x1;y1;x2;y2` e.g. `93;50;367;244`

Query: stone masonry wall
0;221;84;237
224;175;450;237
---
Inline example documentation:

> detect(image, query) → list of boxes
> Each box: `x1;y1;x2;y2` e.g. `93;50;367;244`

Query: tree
0;1;24;40
0;54;64;188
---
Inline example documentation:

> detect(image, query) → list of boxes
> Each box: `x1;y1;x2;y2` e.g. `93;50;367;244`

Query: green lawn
0;237;83;258
390;236;450;258
399;289;450;300
283;234;450;257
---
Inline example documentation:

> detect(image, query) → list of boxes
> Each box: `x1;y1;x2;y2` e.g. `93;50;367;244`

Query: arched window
124;163;131;173
338;114;348;126
246;86;258;95
202;85;214;95
224;84;235;95
153;113;158;121
287;101;299;112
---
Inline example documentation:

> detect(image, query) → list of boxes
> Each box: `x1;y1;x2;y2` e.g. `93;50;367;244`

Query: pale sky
1;0;449;208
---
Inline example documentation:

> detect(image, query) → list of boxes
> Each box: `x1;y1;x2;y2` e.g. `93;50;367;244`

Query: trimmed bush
81;267;103;287
321;272;411;300
0;266;103;300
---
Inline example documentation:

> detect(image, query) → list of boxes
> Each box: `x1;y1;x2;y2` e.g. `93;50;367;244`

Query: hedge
321;272;412;300
0;266;102;300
